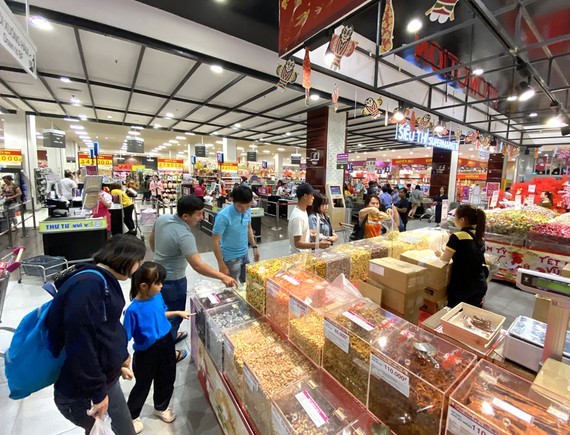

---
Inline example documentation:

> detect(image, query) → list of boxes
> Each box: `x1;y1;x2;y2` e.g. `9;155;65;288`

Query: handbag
349;214;368;241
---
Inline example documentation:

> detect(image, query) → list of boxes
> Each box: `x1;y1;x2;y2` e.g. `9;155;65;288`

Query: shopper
1;175;22;230
150;195;236;342
124;262;190;433
150;175;164;205
111;182;136;236
212;186;260;283
538;191;554;209
92;187;113;233
504;186;513;200
241;176;249;187
46;235;146;435
276;180;287;197
358;194;399;238
308;193;338;246
408;185;423;219
366;181;377;196
140;175;151;204
434;187;448;226
193;179;206;201
437;204;488;308
288;183;331;253
395;188;410;232
379;186;393;208
58;170;78;201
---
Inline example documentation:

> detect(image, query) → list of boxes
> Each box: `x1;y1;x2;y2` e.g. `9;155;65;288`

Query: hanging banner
291;154;302;165
279;0;372;57
78;153;113;167
43;129;66;149
157;158;184;172
0;0;37;78
0;149;22;165
195;145;206;158
247;151;257;162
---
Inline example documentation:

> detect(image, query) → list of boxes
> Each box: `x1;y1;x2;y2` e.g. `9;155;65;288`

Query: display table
200;204;264;241
38;216;108;262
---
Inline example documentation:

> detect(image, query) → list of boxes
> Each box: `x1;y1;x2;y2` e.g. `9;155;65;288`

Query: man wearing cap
288;183;331;253
1;175;21;231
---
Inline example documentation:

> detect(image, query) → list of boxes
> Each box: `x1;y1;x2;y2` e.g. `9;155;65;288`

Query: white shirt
289;206;310;253
59;177;77;200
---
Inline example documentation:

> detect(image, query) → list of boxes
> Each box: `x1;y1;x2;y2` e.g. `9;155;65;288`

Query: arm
437;234;457;263
187;253;237;287
149;224;156;252
166;311;191;319
389;207;400;228
212;234;230;276
248;223;260;262
293;235;330;250
359;206;380;220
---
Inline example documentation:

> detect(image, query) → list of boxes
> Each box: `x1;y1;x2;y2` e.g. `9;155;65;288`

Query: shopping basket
18;255;68;284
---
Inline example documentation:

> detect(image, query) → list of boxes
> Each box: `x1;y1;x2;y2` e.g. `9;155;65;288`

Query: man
212;186;259;283
395;188;410;232
59;170;78;201
380;186;393;208
288;183;331;253
150;195;236;342
366;181;377;197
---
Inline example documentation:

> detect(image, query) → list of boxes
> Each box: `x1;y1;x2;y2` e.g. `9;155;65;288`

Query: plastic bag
90;415;114;435
330;273;362;299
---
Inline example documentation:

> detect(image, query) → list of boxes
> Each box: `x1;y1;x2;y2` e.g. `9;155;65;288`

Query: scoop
413;342;440;368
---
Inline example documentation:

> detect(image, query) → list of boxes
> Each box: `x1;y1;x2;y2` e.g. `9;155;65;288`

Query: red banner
392;157;432;165
279;0;371;57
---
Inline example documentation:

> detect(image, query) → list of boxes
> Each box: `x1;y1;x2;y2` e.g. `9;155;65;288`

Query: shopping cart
18;255;68;284
134;200;160;243
419;199;435;222
0;247;25;326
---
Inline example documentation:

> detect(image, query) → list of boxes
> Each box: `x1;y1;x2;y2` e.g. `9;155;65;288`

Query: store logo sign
396;124;458;152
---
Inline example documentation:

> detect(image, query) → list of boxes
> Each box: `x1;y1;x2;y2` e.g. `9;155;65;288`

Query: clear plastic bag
90;415;114;435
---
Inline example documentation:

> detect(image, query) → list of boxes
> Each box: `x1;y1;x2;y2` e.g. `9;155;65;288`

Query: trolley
419;198;435;223
0;247;25;326
18;255;68;284
134;200;160;243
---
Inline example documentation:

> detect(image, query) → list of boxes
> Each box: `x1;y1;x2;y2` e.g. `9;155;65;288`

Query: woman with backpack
352;194;400;239
46;235;146;435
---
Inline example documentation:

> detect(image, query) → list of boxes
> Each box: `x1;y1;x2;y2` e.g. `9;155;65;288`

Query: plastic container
309;250;351;282
447;359;570;434
351;238;390;260
246;258;288;313
192;285;238;345
329;245;371;281
368;324;477;434
322;299;405;404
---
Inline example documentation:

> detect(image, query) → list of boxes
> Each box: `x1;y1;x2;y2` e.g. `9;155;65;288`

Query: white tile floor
0;216;534;434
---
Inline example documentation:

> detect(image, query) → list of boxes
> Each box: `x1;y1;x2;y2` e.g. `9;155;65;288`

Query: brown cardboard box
562;264;570;278
356;280;382;306
424;287;447;302
421;297;448;314
400;249;450;291
532;294;551;323
386;306;420;325
368;257;428;294
367;276;423;314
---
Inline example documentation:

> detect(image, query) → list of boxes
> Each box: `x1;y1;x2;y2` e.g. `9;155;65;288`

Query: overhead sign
157;158;184;172
392;157;433;165
291;154;302;165
336;153;348;169
142;157;157;170
43;129;65;149
247;151;257;162
219;162;238;172
365;158;375;172
217;152;224;164
78;153;113;167
127;138;144;153
0;0;37;78
478;150;490;160
396;124;459;152
195;145;206;158
0;149;22;165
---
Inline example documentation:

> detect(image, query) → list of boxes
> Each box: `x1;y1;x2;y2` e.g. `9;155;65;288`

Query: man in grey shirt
150;195;236;347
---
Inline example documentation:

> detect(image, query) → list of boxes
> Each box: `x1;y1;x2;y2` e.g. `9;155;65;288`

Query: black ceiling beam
0;77;39;113
146;61;202;128
74;28;98;121
38;73;68;117
123;46;145;125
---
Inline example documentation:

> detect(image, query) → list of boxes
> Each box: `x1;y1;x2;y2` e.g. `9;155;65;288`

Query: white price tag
224;339;234;358
342;310;375;331
370;263;385;276
281;274;300;286
267;280;279;297
323;319;349;353
370;353;410;398
447;402;497;435
441;199;449;223
289;297;308;318
206;292;221;305
243;365;258;392
272;405;292;435
295;390;329;428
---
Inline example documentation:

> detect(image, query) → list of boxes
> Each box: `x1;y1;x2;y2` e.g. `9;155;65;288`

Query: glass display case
309;250;351;282
346;413;388;435
223;320;280;400
192;286;239;345
243;343;315;434
266;268;328;335
322;299;406;404
246;258;288;313
329;244;371;281
368;324;477;434
447;360;570;434
403;228;450;252
205;300;258;370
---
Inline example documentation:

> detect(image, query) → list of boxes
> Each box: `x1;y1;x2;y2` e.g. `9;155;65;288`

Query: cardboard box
562;264;570;278
386;306;420;325
421;297;448;314
424;286;447;302
366;276;423;314
399;249;451;291
532;295;550;324
356;280;382;306
368;257;428;294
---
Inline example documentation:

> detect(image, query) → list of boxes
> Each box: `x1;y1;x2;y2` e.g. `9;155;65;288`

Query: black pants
127;334;176;419
123;204;135;232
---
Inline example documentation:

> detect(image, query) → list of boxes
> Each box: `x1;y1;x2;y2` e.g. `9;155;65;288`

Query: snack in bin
351;238;389;259
246;258;288;313
330;244;371;281
309;250;351;282
485;209;552;237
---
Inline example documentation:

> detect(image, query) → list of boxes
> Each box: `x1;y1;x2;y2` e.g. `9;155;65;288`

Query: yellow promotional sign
219;162;238;171
0;149;23;165
158;158;185;171
132;165;146;171
38;218;107;233
78;153;113;167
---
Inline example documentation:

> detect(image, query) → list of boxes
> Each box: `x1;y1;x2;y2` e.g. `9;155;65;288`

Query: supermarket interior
0;0;570;434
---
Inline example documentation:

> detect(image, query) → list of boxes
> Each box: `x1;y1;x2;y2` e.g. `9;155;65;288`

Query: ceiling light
60;77;71;83
406;19;422;33
210;65;223;73
518;82;535;101
472;68;484;76
63;117;78;122
212;131;219;135
79;114;87;121
358;143;363;147
131;125;144;130
263;150;271;154
277;148;285;151
546;115;567;128
154;123;161;129
409;152;414;155
165;112;174;119
240;153;247;156
29;16;53;31
393;110;405;121
285;132;291;136
185;131;195;135
529;112;538;117
236;147;245;151
398;155;402;158
169;140;179;144
310;94;320;101
468;147;474;151
507;95;517;102
234;123;241;128
249;144;257;148
176;136;186;140
70;97;81;105
70;124;84;130
128;131;140;135
107;115;113;119
79;135;90;139
215;140;224;145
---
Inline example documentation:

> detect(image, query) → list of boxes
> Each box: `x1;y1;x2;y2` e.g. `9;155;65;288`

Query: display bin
242;342;315;434
271;374;364;434
205;300;258;371
288;282;361;366
322;299;406;404
266;268;328;335
191;284;238;345
446;359;570;434
223;320;280;400
309;250;351;282
246;258;289;313
330;244;371;282
368;324;477;434
403;228;450;252
351;238;390;259
347;413;386;435
20;255;68;282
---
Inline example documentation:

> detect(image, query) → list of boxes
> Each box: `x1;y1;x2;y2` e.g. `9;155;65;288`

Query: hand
122;355;131;368
318;240;332;248
253;249;260;262
218;263;230;277
178;311;191;320
121;366;134;380
435;249;442;258
87;395;109;419
222;275;238;287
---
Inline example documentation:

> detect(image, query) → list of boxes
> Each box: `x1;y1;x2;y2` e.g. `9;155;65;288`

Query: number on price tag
324;319;349;353
289;297;308;318
370;353;410;397
447;402;497;435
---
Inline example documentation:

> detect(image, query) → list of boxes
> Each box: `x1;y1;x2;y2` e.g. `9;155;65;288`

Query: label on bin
267;280;279;297
224;339;234;358
289;297;308;318
272;405;292;435
243;365;258;392
342;310;375;331
206;292;221;305
370;353;410;398
281;274;300;286
369;263;385;276
324;319;349;353
295;390;328;428
447;402;497;435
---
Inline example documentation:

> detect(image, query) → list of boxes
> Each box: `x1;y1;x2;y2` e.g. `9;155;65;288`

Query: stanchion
268;200;282;231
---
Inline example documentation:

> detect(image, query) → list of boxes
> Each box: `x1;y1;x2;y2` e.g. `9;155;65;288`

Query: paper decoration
276;58;298;92
416;114;434;130
410;111;417;132
380;0;395;53
465;130;480;144
302;47;311;105
329;25;358;71
454;128;463;142
331;84;340;112
425;0;460;23
362;97;383;119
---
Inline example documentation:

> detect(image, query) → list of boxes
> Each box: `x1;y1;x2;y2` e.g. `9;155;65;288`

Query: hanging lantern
302;47;312;105
331;84;340;112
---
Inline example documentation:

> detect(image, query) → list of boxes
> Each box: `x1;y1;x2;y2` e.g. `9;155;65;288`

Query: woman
193;179;206;201
437;205;487;308
111;182;136;236
538;191;554;209
408;185;423;219
140;175;151;204
276;180;287;197
434;187;448;226
92;187;113;235
1;175;22;231
47;235;146;435
150;175;164;205
358;194;399;238
308;193;338;246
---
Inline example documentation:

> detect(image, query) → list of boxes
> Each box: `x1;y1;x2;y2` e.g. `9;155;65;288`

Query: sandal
175;349;188;363
174;331;188;344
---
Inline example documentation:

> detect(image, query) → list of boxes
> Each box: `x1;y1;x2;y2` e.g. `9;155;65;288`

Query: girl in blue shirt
123;262;190;433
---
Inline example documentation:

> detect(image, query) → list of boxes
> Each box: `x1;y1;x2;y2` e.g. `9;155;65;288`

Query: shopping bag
89;415;114;435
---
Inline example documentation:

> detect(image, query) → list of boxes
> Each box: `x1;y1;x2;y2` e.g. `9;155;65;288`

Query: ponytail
475;208;486;244
129;261;166;300
456;204;486;245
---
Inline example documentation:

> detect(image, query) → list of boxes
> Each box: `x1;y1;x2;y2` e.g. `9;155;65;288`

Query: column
429;148;456;202
274;152;282;179
223;138;237;162
487;153;505;184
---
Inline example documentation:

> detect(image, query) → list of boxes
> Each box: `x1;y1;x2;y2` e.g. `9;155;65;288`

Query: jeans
54;380;136;435
161;277;188;339
224;255;249;283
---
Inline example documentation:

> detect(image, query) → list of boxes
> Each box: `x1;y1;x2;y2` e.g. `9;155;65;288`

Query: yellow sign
219;162;238;171
132;165;145;171
0;149;22;165
78;153;113;167
38;218;107;234
158;158;185;171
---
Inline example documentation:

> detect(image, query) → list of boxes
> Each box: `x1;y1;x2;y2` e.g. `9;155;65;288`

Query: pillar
429;148;457;202
487;153;505;184
187;142;195;173
274;152;282;180
223;138;237;162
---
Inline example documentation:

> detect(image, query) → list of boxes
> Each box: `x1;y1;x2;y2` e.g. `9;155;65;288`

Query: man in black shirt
395;188;409;232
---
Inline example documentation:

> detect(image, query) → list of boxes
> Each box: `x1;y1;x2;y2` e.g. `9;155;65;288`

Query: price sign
370;353;410;397
441;199;449;223
219;162;238;171
289;297;308;318
295;390;328;428
157;158;184;172
342;310;375;331
514;194;522;209
206;292;221;305
77;153;113;167
447;402;497;435
0;149;22;165
323;319;349;353
489;191;499;209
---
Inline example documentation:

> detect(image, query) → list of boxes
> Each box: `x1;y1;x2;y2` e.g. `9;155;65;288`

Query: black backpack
349;214;367;241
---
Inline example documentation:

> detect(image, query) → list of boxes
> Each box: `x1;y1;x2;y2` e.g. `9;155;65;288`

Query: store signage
365;158;376;172
142;157;157;170
113;164;132;171
441;199;449;223
43;129;65;148
478;149;490;160
78;153;113;167
247;151;257;162
127;138;144;153
93;140;100;156
457;173;487;180
195;145;206;158
262;160;267;169
461;186;470;203
486;182;500;198
336;153;348;169
291;154;302;165
217;152;224;164
157;158;184;172
459;158;487;169
38;217;106;234
347;162;353;171
392;157;433;165
219;162;238;171
396;124;459;152
0;0;37;78
0;149;22;165
132;165;145;171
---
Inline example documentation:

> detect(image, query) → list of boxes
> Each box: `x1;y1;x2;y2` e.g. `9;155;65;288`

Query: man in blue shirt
212;186;260;283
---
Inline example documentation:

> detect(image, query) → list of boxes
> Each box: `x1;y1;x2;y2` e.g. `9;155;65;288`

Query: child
123;262;190;433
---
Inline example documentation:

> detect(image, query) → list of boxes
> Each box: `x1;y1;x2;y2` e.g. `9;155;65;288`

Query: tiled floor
0;209;535;434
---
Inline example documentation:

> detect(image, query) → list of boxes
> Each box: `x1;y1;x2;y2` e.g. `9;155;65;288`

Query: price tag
489;191;499;209
272;405;292;435
243;365;258;392
446;402;497;435
206;292;221;305
267;280;279;297
441;199;449;223
369;263;385;276
289;297;308;318
370;353;410;398
342;310;375;331
295;390;329;428
514;194;522;209
281;274;300;286
224;339;234;358
323;319;349;353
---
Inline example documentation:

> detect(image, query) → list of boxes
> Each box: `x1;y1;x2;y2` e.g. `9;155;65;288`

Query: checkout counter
200;203;264;241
